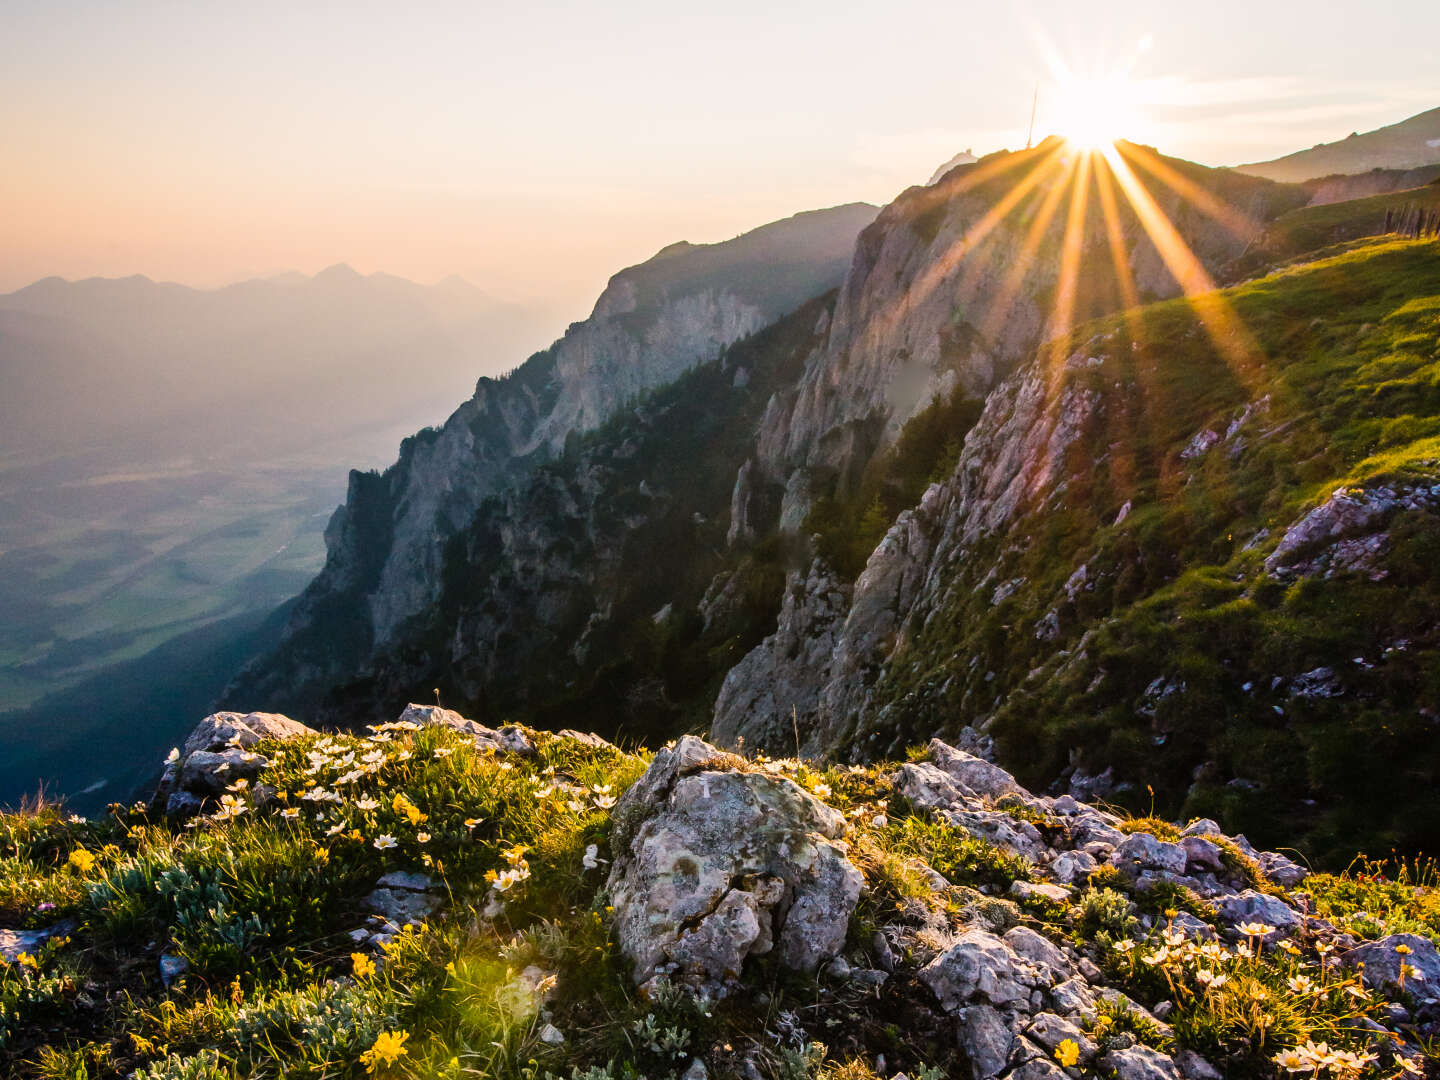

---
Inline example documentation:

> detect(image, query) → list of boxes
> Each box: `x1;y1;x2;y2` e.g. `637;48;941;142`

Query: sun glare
1055;74;1139;150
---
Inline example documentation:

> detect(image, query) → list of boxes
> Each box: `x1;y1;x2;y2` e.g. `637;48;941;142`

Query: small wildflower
464;817;482;828
416;832;430;844
1237;921;1276;938
165;747;180;764
68;813;85;824
1286;974;1315;994
326;823;346;836
1141;946;1169;966
356;796;380;811
497;761;513;771
1055;1039;1080;1068
373;834;398;850
593;794;617;810
352;952;377;978
281;808;301;821
361;1030;410;1073
433;747;453;758
67;847;98;875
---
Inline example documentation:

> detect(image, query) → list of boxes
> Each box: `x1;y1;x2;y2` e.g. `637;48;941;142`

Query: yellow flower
1395;943;1413;956
391;792;427;826
352;952;377;979
1055;1039;1080;1068
361;1029;410;1073
16;952;38;970
67;847;97;875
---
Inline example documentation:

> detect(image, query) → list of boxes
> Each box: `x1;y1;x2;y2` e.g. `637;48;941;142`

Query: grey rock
538;1022;565;1045
159;953;189;988
1008;1060;1069;1080
942;809;1046;862
154;710;316;814
0;919;78;965
957;1004;1014;1080
1025;1012;1097;1062
919;929;1050;1010
928;739;1023;800
1180;819;1222;837
1011;880;1073;905
1112;832;1188;875
681;1060;709;1080
1048;849;1097;885
555;729;618;752
1174;1050;1223;1080
1103;1046;1182;1080
1003;926;1072;980
397;704;536;756
1214;891;1301;937
1346;934;1440;1001
606;737;861;989
1180;836;1224;874
1049;976;1098;1019
893;762;975;811
1256;850;1308;888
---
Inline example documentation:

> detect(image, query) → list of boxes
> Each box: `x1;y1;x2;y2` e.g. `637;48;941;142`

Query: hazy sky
3;0;1436;319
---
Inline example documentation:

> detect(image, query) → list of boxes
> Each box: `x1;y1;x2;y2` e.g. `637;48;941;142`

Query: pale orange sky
3;0;1436;323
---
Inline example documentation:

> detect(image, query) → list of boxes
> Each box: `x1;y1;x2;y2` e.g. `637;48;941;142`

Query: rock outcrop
151;711;317;818
605;736;861;993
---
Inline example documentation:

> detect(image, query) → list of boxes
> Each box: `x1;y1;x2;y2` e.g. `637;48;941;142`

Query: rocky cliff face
751;140;1307;507
715;237;1440;863
225;205;875;712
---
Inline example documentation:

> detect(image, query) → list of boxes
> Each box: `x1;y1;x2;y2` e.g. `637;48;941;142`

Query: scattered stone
1048;849;1097;885
153;710;316;816
1173;1050;1223;1080
681;1060;709;1080
537;1023;565;1045
364;870;443;930
1180;836;1224;874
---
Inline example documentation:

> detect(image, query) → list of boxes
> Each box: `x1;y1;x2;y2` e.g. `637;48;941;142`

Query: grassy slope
0;728;1433;1079
1227;182;1440;280
874;237;1440;866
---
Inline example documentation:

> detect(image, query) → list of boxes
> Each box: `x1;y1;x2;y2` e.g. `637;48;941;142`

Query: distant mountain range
1236;104;1440;182
0;266;554;471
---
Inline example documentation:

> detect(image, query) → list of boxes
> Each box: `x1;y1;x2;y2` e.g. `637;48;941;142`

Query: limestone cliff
225;205;876;713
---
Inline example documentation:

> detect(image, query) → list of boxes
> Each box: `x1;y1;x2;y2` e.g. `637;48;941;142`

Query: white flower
497;761;513;772
325;822;345;836
810;781;831;798
567;800;587;813
373;834;398;850
433;747;453;758
464;817;483;828
593;794;617;810
394;750;413;761
362;750;386;764
68;814;86;824
281;808;301;821
416;832;431;844
591;784;612;795
165;748;180;764
534;785;554;799
356;796;380;811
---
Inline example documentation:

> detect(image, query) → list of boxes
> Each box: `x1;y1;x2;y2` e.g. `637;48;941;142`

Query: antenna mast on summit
1026;83;1038;149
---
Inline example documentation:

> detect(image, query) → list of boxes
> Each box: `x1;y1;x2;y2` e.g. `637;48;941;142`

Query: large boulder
153;711;316;817
606;736;861;992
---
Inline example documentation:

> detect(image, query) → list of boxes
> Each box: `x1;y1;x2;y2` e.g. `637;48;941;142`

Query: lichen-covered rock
919;929;1052;1010
943;809;1047;862
1025;1011;1097;1063
606;736;861;991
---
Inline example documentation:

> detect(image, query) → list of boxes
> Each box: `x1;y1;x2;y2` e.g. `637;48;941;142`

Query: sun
1053;73;1141;151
